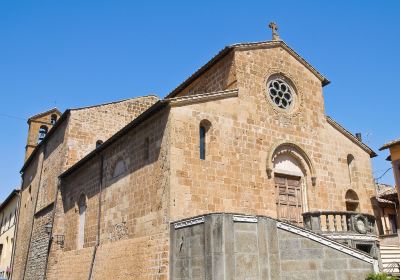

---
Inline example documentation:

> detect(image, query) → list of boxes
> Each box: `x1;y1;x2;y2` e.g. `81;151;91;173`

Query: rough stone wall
170;213;374;280
24;206;53;280
46;109;171;280
169;46;375;222
175;51;236;97
65;96;159;169
13;118;68;280
13;96;158;280
12;150;44;280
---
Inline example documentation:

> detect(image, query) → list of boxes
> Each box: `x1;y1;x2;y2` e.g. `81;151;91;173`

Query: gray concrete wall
170;213;375;280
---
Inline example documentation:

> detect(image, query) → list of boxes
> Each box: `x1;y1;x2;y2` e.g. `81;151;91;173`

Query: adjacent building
376;139;400;274
0;190;19;279
380;139;400;198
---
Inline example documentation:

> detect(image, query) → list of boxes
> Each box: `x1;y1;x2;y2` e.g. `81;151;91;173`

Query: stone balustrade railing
302;211;376;235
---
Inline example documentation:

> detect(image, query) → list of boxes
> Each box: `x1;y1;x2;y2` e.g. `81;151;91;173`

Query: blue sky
0;1;399;202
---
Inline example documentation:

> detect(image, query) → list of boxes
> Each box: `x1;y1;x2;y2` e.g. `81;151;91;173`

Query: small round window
268;78;294;110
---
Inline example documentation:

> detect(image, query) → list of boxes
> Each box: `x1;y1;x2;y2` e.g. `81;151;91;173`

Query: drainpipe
88;154;104;280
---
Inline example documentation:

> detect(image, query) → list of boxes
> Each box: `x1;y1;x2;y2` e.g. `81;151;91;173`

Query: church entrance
275;174;303;226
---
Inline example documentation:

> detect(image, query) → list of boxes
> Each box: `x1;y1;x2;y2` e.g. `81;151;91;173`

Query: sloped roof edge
27;108;61;123
59;100;168;179
21;96;158;173
0;189;20;213
380;138;400;151
326;116;377;158
59;89;240;179
166;40;330;99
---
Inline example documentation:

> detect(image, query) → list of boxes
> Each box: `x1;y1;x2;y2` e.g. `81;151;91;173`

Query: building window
389;214;398;234
268;78;294;110
96;140;103;148
37;125;48;144
199;120;212;160
112;159;127;178
50;114;58;125
77;194;87;249
347;154;355;183
200;126;206;160
144;137;150;160
345;189;359;212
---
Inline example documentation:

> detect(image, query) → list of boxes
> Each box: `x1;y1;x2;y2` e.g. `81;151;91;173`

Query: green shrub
366;272;397;280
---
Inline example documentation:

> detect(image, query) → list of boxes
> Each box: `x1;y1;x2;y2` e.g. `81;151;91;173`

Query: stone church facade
13;32;379;279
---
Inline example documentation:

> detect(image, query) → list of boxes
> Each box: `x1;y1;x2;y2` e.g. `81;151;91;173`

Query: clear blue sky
0;1;398;202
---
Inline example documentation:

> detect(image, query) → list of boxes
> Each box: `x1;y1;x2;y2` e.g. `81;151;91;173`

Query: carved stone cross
268;22;280;41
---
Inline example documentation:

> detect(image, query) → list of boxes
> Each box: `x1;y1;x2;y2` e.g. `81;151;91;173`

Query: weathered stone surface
13;38;377;280
170;214;374;280
13;96;158;280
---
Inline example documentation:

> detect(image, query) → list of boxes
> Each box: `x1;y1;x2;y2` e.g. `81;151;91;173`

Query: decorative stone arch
345;189;360;212
266;141;317;186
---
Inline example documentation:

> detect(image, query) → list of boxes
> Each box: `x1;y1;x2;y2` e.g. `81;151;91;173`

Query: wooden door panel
275;175;303;226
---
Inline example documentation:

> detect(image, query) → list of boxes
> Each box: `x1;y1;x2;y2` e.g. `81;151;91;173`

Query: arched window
144;137;150;160
200;126;206;160
96;140;103;148
77;194;87;249
37;125;48;143
347;154;355;183
50;114;57;125
112;159;127;178
199;120;211;160
345;189;359;212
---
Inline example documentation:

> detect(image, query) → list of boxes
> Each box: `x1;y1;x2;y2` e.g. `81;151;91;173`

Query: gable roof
326;116;377;158
380;138;400;151
27;108;61;123
166;40;330;99
21;96;158;173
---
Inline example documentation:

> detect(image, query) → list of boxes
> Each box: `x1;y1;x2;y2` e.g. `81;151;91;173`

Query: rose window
268;79;293;109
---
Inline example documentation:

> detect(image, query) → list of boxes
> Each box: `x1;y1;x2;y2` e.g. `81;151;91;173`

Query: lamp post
44;223;53;235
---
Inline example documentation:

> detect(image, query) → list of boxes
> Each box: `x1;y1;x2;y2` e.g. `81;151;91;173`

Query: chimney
355;133;362;142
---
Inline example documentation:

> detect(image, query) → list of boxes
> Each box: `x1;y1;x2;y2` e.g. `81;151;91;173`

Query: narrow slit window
144;137;150;160
77;194;87;249
200;125;206;160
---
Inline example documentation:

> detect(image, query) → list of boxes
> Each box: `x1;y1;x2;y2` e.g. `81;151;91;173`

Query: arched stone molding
266;141;316;186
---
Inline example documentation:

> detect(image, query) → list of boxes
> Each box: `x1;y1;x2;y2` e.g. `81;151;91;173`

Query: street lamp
45;223;53;235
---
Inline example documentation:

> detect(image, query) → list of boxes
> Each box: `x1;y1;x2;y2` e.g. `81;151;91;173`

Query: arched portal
269;142;315;226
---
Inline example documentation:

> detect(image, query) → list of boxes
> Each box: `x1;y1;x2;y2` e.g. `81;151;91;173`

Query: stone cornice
165;89;239;107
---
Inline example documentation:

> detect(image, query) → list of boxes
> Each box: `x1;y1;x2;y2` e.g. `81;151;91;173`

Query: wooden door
275;175;303;226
